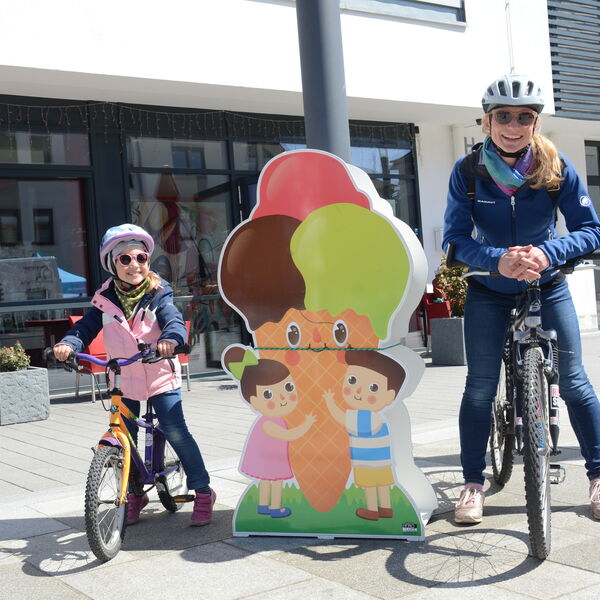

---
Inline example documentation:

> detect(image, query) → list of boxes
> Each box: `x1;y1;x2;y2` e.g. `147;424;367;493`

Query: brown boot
378;507;393;518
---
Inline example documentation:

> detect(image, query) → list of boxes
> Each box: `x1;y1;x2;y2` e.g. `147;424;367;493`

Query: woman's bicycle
447;245;600;560
47;343;192;562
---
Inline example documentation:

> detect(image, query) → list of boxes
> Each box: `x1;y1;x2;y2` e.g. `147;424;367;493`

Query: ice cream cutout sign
219;149;437;538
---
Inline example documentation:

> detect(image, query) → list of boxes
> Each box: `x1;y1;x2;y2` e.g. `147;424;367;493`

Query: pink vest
91;279;182;401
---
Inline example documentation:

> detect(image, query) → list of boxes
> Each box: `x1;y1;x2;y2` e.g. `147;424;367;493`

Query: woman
442;74;600;523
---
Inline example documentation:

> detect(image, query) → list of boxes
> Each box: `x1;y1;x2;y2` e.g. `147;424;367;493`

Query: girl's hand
157;340;176;356
53;344;73;362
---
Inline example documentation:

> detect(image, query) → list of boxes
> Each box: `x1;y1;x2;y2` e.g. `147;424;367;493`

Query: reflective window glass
371;177;419;236
586;145;599;177
0;132;89;165
127;137;227;169
351;146;413;175
0;179;89;303
129;173;238;365
233;141;306;171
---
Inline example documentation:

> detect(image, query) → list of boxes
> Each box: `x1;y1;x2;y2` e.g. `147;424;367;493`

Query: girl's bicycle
447;245;600;560
47;343;192;562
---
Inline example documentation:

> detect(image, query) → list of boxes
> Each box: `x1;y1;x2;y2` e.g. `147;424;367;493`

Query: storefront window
233;141;306;171
371;177;419;236
350;145;413;176
0;132;89;165
127;137;227;170
0;179;89;302
129;172;239;366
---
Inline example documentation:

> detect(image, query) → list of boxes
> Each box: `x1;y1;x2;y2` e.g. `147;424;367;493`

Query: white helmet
482;74;544;113
99;223;154;275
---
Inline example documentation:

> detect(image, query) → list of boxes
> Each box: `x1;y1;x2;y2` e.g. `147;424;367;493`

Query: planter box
0;366;50;425
431;317;466;366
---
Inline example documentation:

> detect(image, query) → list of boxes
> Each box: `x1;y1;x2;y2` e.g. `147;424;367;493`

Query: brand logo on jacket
580;195;591;207
476;199;495;205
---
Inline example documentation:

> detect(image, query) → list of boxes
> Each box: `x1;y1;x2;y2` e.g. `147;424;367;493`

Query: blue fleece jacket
442;145;600;294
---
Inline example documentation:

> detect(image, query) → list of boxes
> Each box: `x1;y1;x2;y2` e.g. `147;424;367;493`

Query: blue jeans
123;389;210;491
460;280;600;485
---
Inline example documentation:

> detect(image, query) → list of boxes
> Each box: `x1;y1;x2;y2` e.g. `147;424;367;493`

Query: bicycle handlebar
445;243;600;279
44;343;190;372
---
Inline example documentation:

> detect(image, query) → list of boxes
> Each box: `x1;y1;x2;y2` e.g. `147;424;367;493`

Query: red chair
179;321;191;391
422;293;452;334
68;315;107;403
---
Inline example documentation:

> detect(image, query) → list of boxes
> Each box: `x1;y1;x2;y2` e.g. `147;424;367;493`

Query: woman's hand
499;245;550;281
53;344;73;362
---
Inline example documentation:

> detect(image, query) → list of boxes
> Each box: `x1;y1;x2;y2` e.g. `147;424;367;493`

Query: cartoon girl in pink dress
223;345;316;518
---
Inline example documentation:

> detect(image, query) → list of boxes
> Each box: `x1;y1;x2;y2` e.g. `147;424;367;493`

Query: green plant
433;254;468;317
0;341;31;372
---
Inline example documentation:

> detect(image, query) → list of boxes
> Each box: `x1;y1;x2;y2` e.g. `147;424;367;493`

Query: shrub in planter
0;341;30;372
0;341;49;425
432;254;467;317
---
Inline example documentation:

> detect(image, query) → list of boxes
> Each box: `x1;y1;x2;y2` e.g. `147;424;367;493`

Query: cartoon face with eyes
342;365;396;412
249;377;299;418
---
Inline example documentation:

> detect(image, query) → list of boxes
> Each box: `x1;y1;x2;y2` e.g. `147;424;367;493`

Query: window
340;0;466;25
0;209;20;245
33;208;54;245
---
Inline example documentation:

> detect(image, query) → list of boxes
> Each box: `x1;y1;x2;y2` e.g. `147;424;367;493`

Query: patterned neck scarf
114;276;152;319
481;136;534;195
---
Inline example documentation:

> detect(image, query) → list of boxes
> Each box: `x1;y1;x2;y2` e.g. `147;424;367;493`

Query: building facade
1;0;599;390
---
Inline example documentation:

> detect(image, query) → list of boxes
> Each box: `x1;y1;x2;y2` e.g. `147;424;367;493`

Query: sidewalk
2;333;600;599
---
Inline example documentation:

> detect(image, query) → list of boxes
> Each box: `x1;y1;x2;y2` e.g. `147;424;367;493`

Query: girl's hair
345;351;405;396
223;346;291;401
528;133;564;190
147;271;162;290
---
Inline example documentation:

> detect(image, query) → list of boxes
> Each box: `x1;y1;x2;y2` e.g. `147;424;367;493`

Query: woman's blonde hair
482;114;563;189
528;134;564;190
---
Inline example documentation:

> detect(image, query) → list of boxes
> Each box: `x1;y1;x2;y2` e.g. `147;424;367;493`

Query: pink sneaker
454;486;484;524
191;488;216;526
126;492;149;525
590;479;600;520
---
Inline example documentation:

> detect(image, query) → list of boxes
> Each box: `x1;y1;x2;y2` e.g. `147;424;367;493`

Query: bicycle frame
77;351;181;506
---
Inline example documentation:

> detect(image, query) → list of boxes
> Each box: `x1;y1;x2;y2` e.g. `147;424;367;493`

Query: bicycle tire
489;356;515;485
84;445;127;562
157;440;188;512
522;347;551;560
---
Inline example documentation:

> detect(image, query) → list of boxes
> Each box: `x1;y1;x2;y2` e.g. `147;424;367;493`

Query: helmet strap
494;144;530;159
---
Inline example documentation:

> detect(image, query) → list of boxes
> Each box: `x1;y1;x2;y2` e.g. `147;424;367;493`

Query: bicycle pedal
172;494;195;503
549;463;566;484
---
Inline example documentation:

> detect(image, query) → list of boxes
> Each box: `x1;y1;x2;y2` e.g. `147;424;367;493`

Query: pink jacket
89;279;182;401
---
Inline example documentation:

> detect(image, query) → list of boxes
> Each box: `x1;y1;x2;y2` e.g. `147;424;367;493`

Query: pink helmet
99;223;154;275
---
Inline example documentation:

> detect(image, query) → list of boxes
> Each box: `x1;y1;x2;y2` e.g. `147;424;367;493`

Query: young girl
53;223;215;526
223;345;316;517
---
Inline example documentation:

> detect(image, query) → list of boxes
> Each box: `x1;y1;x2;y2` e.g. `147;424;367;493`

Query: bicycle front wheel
85;446;127;562
522;347;551;560
490;356;515;485
157;440;188;512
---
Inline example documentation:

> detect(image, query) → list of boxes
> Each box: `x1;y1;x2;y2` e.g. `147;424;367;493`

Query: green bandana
114;277;152;319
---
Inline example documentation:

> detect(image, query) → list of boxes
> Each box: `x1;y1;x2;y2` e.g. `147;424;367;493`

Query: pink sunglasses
116;252;149;266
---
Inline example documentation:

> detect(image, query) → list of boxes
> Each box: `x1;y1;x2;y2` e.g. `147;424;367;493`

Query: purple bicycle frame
77;351;181;485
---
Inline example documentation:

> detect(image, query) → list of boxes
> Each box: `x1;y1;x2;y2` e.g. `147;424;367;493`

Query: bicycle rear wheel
522;347;551;560
157;440;188;512
490;355;515;485
85;446;127;562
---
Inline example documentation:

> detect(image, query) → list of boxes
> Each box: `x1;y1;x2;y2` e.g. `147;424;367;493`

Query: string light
0;100;415;145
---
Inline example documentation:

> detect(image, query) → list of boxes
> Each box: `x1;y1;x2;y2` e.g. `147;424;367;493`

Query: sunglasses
492;110;537;126
116;252;149;266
